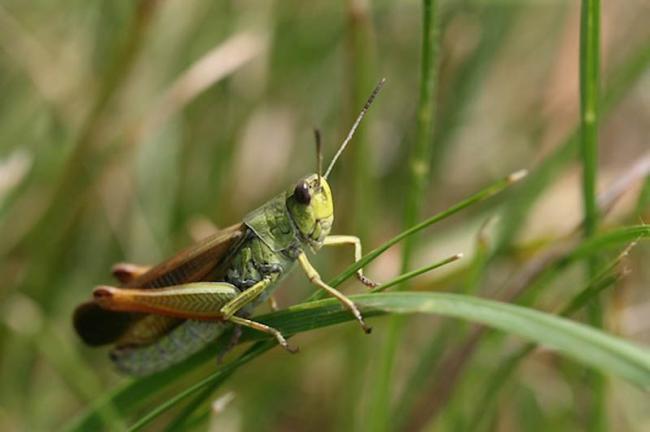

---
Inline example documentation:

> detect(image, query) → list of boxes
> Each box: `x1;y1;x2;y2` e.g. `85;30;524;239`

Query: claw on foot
278;337;299;354
358;274;379;289
350;305;372;334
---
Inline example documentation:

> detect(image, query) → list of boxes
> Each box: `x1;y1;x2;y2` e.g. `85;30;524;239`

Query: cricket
73;79;386;376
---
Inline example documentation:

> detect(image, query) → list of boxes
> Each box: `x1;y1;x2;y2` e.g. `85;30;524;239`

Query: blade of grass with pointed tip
397;224;650;430
312;169;527;302
125;291;650;429
468;245;629;431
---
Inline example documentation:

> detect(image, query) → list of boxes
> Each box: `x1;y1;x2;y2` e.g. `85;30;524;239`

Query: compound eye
293;182;311;205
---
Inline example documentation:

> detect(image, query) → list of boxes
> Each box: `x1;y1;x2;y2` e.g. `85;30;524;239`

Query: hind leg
93;282;239;319
111;263;151;284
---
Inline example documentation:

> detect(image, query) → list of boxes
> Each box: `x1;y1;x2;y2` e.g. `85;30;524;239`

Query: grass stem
367;1;440;429
579;0;605;429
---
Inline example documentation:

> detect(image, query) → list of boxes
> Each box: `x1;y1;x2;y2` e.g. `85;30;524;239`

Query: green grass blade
579;0;601;240
579;4;609;413
515;225;649;307
566;225;649;261
497;36;650;253
467;249;626;431
401;0;440;271
395;224;650;429
370;253;462;293
63;227;650;431
162;380;221;432
126;342;273;432
119;290;650;430
392;222;492;429
256;293;650;387
312;169;526;301
369;1;442;426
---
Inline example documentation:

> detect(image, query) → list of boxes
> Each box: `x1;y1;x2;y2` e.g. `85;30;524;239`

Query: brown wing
73;223;246;347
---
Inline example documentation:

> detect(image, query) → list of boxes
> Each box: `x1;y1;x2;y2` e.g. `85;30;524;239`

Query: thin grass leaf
163;380;221;432
497;36;650;253
126;342;272;432
467;243;630;431
61;222;650;431
274;293;650;385
129;291;650;429
369;1;442;425
313;169;526;301
105;287;650;430
579;0;601;240
563;225;648;263
517;225;649;306
401;0;440;271
370;253;463;293
399;224;650;430
392;219;492;430
568;5;604;406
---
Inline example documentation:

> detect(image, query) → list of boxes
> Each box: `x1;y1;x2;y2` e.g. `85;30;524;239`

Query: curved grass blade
66;224;649;430
127;342;273;432
468;273;621;432
254;293;650;386
467;241;635;431
312;169;527;301
127;291;650;429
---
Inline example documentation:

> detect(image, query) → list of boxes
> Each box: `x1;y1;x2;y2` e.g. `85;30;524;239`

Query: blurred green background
0;0;649;431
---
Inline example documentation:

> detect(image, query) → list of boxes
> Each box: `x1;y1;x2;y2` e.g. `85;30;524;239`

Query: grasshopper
73;79;385;376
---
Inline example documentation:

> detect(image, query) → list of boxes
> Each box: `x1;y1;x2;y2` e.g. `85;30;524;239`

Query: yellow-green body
75;78;384;376
110;175;336;375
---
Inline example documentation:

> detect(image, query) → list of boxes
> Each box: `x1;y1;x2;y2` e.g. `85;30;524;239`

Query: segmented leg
93;282;239;319
323;235;378;288
95;279;295;353
219;278;272;319
297;252;371;334
217;279;296;352
111;262;151;284
229;315;298;353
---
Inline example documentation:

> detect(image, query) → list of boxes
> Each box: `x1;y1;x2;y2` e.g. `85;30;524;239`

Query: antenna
324;77;386;179
314;128;323;186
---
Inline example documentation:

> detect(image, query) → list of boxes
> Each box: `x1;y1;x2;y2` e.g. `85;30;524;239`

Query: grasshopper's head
286;78;385;251
286;174;333;251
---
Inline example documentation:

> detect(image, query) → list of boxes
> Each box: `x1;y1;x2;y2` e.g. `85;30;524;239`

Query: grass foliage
1;1;649;431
